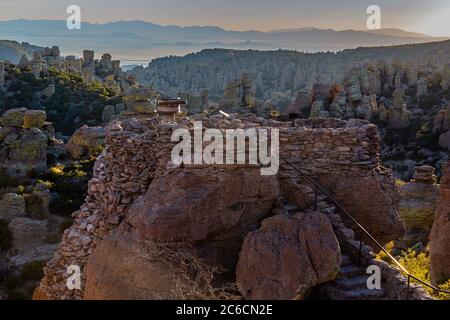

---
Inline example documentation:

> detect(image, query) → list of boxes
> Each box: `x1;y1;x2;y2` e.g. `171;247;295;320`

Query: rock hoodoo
399;166;439;243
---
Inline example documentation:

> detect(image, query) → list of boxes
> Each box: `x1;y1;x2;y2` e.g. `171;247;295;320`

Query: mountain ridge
0;19;447;61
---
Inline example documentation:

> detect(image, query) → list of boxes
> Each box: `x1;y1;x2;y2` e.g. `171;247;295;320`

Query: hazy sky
0;0;449;36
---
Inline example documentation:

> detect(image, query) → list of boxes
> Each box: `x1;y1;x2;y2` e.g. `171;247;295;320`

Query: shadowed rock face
126;167;279;270
317;168;406;247
84;230;183;300
430;162;450;285
236;213;341;300
83;166;279;299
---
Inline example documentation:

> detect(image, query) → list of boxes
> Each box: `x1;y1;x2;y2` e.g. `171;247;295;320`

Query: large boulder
126;167;279;269
84;230;189;300
236;213;341;300
0;107;27;127
65;125;105;159
23;110;46;129
317;168;406;246
430;162;450;285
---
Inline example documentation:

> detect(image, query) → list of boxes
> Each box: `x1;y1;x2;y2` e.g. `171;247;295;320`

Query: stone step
278;200;299;215
340;265;364;278
325;287;385;300
335;275;369;290
341;255;353;266
284;203;299;214
320;207;336;214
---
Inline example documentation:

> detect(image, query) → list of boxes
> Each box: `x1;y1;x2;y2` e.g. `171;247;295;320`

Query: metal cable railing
280;156;450;299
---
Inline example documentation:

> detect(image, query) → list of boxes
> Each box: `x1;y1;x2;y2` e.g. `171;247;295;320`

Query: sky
0;0;450;36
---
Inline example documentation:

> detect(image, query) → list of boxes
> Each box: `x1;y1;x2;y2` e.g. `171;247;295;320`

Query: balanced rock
413;166;437;184
400;166;439;231
236;213;341;300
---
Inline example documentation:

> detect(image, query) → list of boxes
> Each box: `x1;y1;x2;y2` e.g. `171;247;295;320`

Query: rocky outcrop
218;73;255;112
430;161;450;285
126;167;278;269
65;125;105;160
35;115;405;300
285;89;310;117
0;107;27;127
386;89;410;129
236;213;341;300
8;217;48;253
317;168;405;246
84;230;188;300
397;166;439;250
23;110;46;129
0;193;26;221
400;166;439;231
0;108;58;178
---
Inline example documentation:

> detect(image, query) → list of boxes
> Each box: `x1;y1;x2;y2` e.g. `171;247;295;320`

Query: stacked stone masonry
35;114;407;300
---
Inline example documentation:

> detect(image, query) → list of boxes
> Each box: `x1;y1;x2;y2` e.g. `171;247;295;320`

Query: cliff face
430;162;450;285
34;114;405;300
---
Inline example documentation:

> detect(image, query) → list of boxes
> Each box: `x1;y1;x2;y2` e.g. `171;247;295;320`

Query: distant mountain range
0;19;448;62
0;39;42;63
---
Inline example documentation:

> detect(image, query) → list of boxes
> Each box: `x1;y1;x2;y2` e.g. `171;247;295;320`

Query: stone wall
34;114;404;299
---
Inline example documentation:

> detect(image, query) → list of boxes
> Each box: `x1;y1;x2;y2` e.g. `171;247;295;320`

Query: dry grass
141;240;242;300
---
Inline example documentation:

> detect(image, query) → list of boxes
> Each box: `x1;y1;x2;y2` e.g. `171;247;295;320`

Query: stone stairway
277;179;432;300
318;254;385;300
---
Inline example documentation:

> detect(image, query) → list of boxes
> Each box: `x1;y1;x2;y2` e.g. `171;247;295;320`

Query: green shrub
399;249;450;300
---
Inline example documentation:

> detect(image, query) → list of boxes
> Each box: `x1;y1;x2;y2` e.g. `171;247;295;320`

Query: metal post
407;275;411;300
358;236;363;265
